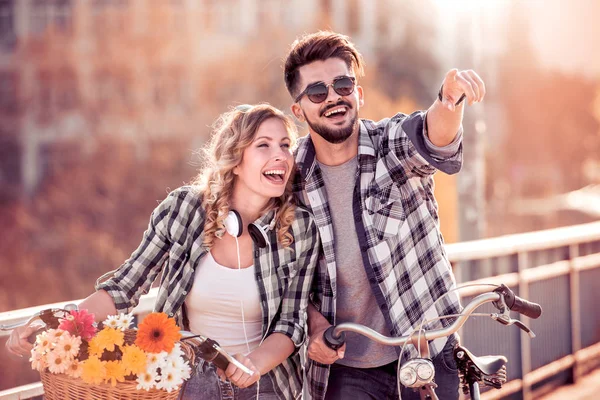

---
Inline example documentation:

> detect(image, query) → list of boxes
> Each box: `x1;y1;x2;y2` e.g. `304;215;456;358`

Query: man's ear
291;103;305;122
357;85;365;108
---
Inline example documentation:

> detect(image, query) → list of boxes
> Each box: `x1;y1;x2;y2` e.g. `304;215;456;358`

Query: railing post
518;251;533;400
569;244;581;382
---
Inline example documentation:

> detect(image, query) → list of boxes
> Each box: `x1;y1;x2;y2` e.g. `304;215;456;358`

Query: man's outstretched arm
426;69;486;147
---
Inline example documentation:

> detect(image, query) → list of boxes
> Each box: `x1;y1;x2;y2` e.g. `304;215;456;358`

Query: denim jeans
325;336;460;400
179;359;278;400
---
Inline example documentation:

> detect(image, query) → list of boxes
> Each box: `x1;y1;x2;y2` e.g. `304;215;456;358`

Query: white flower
30;349;47;371
146;351;168;370
117;313;134;330
103;315;120;330
156;367;183;392
55;333;81;359
168;342;183;358
65;359;83;378
34;331;53;354
46;349;71;374
164;354;191;380
136;370;159;391
46;329;66;343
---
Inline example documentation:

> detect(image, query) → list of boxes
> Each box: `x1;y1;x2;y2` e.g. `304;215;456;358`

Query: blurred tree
491;1;600;235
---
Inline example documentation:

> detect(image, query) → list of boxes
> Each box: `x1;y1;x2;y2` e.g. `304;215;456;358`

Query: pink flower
58;310;97;341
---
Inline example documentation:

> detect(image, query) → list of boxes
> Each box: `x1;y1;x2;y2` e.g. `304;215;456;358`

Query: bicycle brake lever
513;320;536;338
491;314;536;338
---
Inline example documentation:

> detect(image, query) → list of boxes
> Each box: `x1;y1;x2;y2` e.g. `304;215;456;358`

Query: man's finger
455;74;476;105
337;343;346;359
467;70;486;101
460;73;480;104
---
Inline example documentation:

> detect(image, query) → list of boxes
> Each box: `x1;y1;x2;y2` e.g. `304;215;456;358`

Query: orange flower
135;313;181;353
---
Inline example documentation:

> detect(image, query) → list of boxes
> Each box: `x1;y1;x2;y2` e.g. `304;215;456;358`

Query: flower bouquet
30;309;194;400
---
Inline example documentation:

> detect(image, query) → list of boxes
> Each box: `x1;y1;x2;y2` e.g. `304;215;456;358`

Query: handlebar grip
510;296;543;319
323;326;346;351
193;337;230;371
210;352;230;371
495;284;543;319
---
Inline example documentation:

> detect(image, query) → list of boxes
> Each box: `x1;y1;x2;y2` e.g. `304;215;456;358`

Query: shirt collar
295;119;376;181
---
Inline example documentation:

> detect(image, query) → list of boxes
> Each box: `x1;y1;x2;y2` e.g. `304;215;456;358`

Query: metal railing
1;221;600;399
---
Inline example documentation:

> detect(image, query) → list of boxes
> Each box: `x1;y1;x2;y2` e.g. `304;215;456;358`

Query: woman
7;104;319;399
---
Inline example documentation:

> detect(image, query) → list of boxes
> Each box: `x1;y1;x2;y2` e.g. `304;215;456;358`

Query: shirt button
169;312;174;316
182;290;188;295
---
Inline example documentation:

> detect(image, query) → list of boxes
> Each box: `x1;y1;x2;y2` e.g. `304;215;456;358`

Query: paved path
539;368;600;400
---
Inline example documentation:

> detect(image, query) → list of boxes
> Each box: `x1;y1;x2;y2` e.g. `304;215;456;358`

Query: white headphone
223;209;274;397
224;210;270;248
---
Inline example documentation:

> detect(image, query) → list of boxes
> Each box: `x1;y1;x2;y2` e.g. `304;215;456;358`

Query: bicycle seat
454;344;507;375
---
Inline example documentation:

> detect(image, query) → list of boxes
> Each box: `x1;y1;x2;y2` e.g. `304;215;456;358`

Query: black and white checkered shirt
292;111;463;400
96;186;320;400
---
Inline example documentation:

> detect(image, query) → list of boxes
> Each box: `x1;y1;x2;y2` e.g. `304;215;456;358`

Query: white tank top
184;252;263;355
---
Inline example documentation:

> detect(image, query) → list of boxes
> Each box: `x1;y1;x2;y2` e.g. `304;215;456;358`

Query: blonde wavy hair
192;103;298;249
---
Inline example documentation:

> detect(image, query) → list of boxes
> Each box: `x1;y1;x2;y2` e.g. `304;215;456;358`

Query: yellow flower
87;336;104;357
104;361;126;387
135;313;181;353
121;345;147;375
95;328;124;353
80;356;106;385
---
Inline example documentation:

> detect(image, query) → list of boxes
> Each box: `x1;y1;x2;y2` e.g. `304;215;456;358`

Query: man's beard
304;105;358;145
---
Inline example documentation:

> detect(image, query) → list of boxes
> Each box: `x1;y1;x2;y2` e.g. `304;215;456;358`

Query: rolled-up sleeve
389;111;463;178
95;191;176;314
271;212;320;348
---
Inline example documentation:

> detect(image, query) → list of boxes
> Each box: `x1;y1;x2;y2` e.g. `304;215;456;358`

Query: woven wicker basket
40;369;183;400
39;333;195;400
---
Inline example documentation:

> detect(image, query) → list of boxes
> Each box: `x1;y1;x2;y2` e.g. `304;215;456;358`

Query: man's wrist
438;84;466;106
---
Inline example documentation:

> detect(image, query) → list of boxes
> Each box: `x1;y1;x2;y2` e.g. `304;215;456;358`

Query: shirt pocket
274;249;299;285
365;181;407;241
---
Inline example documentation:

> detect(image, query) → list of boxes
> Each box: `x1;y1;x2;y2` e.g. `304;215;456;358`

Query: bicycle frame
324;286;540;400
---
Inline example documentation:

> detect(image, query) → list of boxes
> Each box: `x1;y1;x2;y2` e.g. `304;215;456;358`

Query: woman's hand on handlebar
5;324;41;358
218;353;260;389
308;324;346;364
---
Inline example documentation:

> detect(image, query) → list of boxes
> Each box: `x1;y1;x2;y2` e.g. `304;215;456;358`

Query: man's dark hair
284;31;364;99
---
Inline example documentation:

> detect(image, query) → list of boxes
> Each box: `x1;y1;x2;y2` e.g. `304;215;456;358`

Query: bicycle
322;284;542;400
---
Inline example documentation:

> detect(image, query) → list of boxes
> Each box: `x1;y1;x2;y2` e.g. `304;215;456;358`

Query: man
284;31;485;400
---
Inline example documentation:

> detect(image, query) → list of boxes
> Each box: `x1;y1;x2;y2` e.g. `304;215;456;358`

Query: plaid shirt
292;111;463;400
96;186;320;400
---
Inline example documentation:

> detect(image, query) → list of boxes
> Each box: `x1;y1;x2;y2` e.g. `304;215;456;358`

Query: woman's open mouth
263;169;286;184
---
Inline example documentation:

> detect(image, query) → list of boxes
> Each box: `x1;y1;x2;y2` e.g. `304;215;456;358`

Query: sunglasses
295;76;356;104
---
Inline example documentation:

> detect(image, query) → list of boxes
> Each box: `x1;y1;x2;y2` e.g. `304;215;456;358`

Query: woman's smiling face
233;117;294;201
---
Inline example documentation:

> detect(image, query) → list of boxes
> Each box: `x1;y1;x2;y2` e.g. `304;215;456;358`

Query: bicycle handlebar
494;284;542;319
323;285;542;350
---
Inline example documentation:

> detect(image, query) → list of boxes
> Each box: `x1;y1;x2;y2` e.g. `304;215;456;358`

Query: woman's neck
229;191;270;225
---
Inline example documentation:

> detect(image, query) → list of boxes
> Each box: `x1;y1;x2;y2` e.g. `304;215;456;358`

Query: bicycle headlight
400;358;435;387
399;365;418;386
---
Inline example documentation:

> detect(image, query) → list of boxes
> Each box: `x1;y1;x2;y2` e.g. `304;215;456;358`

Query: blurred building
0;0;415;197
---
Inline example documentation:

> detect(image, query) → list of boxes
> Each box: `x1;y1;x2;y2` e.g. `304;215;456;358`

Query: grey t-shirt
318;156;398;368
